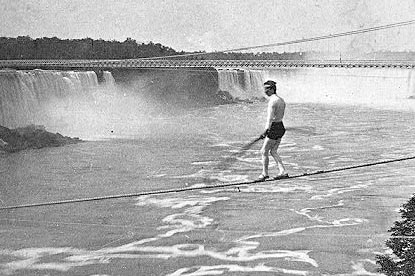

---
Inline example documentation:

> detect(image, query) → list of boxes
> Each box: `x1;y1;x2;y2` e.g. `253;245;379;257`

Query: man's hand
259;129;269;140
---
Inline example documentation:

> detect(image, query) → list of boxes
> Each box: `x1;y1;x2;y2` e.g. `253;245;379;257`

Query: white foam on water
0;191;321;275
310;183;370;200
0;176;378;276
237;183;313;194
152;173;168;178
235;156;262;165
214;173;249;183
0;192;320;275
312;145;325;151
167;264;309;276
170;169;214;179
292;201;367;229
232;200;367;264
211;142;235;148
229;235;319;268
136;195;228;210
280;142;299;148
135;195;229;241
0;195;229;274
349;261;384;276
0;247;90;274
191;161;218;166
186;183;208;189
199;181;313;195
327;260;384;276
171;169;249;183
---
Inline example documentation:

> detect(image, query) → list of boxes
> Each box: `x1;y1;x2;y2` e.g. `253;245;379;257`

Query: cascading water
407;70;415;99
0;69;104;128
217;69;265;100
264;67;415;109
2;66;415;138
216;66;415;109
103;71;116;87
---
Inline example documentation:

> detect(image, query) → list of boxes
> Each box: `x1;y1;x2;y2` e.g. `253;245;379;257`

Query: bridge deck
1;59;415;70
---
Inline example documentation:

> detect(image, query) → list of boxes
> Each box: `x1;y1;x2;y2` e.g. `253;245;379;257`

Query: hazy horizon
2;0;415;54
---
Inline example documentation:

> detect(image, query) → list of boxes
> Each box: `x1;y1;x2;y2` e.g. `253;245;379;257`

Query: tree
0;36;183;59
376;194;415;275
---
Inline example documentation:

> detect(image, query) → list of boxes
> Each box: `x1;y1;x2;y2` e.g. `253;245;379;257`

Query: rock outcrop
0;125;82;153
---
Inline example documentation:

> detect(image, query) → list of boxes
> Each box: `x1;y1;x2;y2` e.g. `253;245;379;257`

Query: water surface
1;101;415;275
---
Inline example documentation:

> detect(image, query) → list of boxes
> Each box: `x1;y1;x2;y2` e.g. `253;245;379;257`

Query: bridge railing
1;59;415;69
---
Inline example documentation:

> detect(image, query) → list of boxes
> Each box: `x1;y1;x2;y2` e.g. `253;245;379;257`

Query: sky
1;0;415;53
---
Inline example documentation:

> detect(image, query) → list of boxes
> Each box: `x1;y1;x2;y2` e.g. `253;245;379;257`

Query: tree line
1;36;413;60
0;36;308;60
0;36;182;60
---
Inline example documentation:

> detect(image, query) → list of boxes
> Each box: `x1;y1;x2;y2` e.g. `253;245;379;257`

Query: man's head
263;80;276;96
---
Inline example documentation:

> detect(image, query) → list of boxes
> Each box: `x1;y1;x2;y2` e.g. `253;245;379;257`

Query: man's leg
270;138;287;175
260;137;277;177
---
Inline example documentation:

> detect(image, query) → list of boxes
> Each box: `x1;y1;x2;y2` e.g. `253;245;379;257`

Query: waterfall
216;66;415;110
217;69;265;100
103;71;116;87
2;67;414;131
407;70;415;99
0;69;111;128
264;67;415;110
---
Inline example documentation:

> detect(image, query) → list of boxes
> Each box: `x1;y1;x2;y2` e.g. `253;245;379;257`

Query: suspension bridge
1;58;415;70
2;20;415;70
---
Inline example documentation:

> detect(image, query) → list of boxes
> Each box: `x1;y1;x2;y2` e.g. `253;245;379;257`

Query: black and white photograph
1;1;415;275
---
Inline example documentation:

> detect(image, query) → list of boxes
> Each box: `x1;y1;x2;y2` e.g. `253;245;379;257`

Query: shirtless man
258;80;288;181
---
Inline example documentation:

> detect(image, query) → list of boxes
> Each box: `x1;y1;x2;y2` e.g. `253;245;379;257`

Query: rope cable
1;155;414;210
137;19;415;60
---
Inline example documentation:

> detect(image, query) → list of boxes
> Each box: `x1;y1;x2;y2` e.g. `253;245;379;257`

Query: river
1;67;415;275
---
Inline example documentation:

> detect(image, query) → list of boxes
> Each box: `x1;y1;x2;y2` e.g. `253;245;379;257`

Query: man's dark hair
264;80;276;90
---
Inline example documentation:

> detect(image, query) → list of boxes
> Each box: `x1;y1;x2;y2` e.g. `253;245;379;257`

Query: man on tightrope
258;80;288;181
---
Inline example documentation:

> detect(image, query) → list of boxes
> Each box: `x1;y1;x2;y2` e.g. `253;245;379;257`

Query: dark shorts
267;121;286;140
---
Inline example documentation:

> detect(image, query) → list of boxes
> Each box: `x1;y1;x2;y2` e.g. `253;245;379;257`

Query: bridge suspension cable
140;19;415;60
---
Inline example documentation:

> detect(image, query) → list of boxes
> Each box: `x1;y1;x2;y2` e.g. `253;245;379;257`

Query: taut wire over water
1;155;415;211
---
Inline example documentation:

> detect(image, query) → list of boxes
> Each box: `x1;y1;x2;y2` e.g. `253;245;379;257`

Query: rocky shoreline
0;125;82;153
